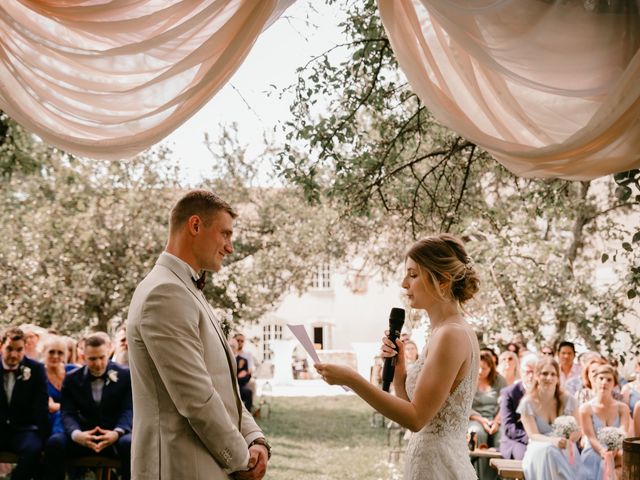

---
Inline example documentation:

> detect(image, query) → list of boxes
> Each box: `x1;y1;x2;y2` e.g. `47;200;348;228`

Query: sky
163;1;346;185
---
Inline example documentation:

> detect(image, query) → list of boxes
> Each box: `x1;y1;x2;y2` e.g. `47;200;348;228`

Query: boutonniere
18;365;31;381
106;369;118;385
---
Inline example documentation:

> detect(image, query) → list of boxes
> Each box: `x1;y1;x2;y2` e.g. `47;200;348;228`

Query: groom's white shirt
127;252;263;479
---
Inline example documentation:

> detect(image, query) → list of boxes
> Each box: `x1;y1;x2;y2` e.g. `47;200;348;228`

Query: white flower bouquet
552;416;580;464
597;427;624;480
552;415;580;439
597;427;624;452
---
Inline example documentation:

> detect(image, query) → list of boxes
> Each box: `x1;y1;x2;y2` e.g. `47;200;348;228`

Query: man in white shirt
557;341;581;391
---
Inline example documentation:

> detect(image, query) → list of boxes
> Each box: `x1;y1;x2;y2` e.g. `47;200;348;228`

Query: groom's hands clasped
233;444;268;480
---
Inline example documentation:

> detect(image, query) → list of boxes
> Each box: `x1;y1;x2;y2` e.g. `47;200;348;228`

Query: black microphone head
388;307;405;331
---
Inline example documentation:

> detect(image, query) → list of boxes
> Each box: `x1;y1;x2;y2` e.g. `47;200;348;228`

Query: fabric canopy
378;0;640;179
0;0;293;159
1;1;639;179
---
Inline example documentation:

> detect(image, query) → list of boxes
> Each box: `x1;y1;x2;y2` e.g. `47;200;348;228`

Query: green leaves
274;1;640;352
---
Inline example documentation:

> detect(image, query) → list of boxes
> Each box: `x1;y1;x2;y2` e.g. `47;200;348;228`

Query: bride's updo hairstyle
406;234;480;304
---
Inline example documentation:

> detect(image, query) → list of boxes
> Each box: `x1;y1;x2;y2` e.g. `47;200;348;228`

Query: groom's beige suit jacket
127;253;263;480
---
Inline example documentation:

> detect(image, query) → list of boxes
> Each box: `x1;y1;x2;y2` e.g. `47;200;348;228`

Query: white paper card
287;324;349;391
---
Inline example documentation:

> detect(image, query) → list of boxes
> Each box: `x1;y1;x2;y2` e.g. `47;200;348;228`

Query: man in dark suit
0;326;49;480
499;353;538;460
44;333;132;480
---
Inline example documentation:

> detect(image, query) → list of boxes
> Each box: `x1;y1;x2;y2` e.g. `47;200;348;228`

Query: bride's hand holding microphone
381;333;406;389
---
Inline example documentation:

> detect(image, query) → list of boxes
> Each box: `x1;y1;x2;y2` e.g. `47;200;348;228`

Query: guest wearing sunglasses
43;336;78;435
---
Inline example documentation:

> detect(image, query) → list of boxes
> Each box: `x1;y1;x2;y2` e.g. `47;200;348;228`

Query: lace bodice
403;325;479;480
406;327;478;436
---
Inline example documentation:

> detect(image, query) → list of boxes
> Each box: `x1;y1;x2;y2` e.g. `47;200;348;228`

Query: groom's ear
187;215;201;235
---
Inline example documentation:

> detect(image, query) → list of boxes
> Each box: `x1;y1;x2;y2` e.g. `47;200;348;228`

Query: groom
127;190;270;480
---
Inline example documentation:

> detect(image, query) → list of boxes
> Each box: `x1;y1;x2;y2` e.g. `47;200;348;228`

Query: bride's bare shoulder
428;324;474;356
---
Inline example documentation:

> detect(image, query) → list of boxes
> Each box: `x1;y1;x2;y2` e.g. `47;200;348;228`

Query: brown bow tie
193;271;207;290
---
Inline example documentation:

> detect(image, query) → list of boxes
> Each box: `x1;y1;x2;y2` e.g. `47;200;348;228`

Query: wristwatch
249;438;272;459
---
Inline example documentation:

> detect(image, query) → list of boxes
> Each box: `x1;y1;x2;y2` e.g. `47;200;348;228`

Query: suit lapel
0;365;8;410
156;254;244;425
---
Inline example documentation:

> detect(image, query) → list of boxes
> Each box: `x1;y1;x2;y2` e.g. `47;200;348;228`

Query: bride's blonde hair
406;234;480;304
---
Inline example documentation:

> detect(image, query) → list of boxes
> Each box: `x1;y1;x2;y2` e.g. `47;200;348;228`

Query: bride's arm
317;326;469;432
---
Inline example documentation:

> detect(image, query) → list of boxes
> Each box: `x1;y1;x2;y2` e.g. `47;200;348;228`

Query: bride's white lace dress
404;327;478;480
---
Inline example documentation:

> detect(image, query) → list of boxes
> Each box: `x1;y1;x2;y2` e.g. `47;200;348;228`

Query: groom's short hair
170;190;237;233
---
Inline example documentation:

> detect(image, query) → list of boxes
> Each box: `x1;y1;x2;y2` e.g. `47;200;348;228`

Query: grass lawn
256;396;403;480
0;397;402;480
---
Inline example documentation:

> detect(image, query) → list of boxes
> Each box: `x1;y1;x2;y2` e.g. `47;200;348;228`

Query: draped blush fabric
0;0;294;159
378;0;640;179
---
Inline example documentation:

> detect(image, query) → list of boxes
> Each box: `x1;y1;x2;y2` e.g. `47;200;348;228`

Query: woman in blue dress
518;357;584;479
43;336;78;434
621;358;640;416
579;364;630;480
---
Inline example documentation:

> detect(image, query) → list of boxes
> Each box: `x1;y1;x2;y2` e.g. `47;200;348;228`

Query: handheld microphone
382;307;405;392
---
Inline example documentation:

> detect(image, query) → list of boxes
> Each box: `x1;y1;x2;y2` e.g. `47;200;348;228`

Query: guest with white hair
22;326;42;361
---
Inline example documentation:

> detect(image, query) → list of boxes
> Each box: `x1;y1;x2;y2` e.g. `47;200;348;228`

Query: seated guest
0;327;49;480
93;332;115;359
505;342;520;357
576;357;607;405
608;357;625;400
498;351;520;386
519;357;583;479
75;337;86;366
22;327;42;362
557;341;581;394
499;353;538;460
565;350;603;397
580;364;630;480
469;351;507;480
113;327;128;366
481;346;499;369
44;334;132;480
236;355;253;412
511;335;531;359
622;357;640;417
61;336;79;368
43;336;78;435
403;340;419;366
539;345;555;357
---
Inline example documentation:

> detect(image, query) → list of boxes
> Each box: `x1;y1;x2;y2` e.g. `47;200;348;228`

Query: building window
313;326;324;350
262;324;283;360
311;262;332;289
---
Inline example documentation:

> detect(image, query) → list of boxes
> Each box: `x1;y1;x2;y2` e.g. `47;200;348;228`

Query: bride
316;234;480;479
